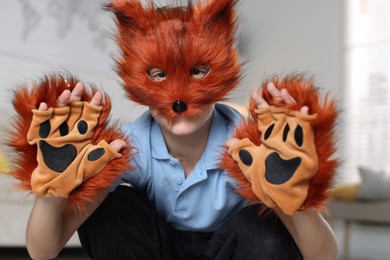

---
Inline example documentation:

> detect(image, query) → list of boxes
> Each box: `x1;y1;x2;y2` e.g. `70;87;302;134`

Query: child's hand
8;74;134;211
38;82;126;152
222;75;338;216
29;81;125;198
226;82;308;148
226;81;319;215
251;82;309;113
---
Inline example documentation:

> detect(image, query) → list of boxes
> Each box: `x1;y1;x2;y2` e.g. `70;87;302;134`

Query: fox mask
105;0;241;121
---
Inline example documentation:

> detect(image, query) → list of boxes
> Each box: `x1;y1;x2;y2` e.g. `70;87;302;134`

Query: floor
0;247;89;260
0;248;385;260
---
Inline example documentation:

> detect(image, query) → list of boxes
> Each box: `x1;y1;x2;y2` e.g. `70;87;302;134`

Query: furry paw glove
7;74;133;211
221;75;338;215
27;102;121;198
228;107;319;215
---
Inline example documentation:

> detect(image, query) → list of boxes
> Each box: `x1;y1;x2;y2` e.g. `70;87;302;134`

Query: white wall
0;0;145;125
235;0;343;103
0;0;343;120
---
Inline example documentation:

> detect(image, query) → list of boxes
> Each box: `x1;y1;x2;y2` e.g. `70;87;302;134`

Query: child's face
149;103;215;137
108;1;241;124
147;65;214;136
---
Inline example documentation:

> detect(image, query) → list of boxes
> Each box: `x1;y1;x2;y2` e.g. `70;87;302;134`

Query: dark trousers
78;186;302;260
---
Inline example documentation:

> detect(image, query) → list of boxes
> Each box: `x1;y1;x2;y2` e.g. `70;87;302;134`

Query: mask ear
104;0;148;34
197;0;238;40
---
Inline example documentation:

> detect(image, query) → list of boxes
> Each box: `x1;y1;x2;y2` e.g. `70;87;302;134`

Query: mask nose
172;100;188;113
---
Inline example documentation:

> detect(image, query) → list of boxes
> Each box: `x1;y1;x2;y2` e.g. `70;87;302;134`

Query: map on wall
18;0;107;48
0;0;116;73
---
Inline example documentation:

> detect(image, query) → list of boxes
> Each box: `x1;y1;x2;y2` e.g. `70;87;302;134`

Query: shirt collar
201;108;228;170
151;119;171;160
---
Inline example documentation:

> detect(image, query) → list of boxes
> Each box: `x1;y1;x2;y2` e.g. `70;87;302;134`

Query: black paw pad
239;149;253;166
265;152;301;185
88;148;106;161
39;120;51;138
264;123;275;140
59;122;69;136
77;120;88;135
283;124;290;142
294;125;303;147
40;141;77;173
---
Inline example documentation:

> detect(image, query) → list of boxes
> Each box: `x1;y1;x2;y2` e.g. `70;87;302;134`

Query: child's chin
168;121;200;136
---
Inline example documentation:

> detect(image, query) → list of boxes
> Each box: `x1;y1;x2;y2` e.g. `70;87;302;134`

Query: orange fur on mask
8;74;134;212
220;75;339;213
105;0;241;122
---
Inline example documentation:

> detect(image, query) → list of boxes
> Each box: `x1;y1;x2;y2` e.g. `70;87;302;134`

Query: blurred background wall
0;0;389;259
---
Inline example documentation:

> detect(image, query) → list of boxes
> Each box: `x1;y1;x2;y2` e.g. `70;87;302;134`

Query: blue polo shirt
117;103;248;232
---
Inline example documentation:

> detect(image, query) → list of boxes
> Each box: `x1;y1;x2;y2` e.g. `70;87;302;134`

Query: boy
22;0;337;259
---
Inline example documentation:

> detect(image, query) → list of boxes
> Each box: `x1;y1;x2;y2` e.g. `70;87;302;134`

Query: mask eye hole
147;67;167;81
190;65;210;80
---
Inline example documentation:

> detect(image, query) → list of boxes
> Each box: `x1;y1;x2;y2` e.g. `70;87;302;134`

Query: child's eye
147;68;167;81
190;65;210;80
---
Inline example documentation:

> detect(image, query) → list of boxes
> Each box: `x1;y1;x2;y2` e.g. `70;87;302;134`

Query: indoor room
0;0;389;259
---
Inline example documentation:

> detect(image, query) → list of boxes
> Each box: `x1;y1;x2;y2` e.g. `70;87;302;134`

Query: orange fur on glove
221;75;338;215
7;74;133;212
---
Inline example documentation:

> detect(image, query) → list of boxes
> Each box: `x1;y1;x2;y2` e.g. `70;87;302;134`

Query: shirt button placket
169;159;176;166
176;178;183;185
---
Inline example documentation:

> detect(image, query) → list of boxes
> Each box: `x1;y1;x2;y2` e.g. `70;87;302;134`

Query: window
343;0;390;182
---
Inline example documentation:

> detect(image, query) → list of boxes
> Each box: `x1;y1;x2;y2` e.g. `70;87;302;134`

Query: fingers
267;82;298;105
266;82;284;103
109;139;126;152
300;106;309;115
226;138;239;147
56;82;83;107
69;82;84;103
56;90;71;107
251;91;269;109
280;88;296;105
90;91;103;106
38;102;48;111
253;82;308;113
55;82;103;107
